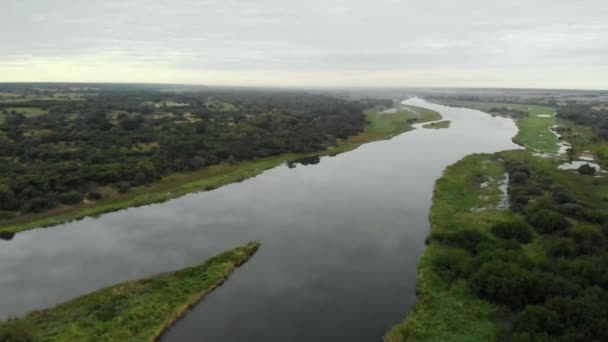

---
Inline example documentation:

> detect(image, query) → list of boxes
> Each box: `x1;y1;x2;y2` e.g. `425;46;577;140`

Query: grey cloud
1;0;607;77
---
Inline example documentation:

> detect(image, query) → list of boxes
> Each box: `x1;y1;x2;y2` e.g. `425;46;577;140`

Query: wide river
0;98;519;341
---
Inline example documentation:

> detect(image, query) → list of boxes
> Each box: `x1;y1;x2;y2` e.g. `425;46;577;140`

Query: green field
0;241;260;341
436;100;558;154
422;120;451;129
0;104;441;235
4;107;48;116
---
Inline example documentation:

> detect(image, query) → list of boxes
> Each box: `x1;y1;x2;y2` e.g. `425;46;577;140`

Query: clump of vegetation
0;241;260;341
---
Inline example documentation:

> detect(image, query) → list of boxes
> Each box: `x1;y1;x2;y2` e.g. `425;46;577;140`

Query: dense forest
0;86;390;218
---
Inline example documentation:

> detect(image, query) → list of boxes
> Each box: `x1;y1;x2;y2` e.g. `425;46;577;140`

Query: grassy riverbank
435;100;558;153
0;104;441;235
0;241;260;341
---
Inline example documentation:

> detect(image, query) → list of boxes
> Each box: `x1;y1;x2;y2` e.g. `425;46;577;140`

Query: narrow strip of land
0;241;260;341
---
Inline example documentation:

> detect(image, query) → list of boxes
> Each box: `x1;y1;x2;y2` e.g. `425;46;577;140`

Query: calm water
0;99;519;341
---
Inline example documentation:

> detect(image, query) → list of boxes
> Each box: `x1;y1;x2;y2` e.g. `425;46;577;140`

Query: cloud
1;0;607;88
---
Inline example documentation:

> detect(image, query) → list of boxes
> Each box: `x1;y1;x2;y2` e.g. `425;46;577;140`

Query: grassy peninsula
0;241;260;341
0;103;441;235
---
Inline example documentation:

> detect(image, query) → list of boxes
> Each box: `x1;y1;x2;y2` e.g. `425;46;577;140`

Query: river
0;98;520;341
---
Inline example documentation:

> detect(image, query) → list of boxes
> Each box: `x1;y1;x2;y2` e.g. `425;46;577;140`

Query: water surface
0;99;519;341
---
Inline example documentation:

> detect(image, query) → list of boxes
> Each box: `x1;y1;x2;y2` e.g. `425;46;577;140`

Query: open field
0;242;260;341
0;105;441;234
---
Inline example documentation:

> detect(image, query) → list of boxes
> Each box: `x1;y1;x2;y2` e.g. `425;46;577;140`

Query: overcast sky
1;0;607;89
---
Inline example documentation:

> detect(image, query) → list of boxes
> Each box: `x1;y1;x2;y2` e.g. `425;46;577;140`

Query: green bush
435;228;488;253
526;209;571;234
490;218;534;243
469;260;532;310
547;238;575;258
57;191;83;205
431;248;472;283
513;305;560;336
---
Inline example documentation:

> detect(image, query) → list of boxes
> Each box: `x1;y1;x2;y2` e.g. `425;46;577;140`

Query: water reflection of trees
286;156;321;168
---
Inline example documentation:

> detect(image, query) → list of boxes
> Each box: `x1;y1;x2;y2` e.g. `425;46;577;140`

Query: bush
552;187;575;204
469;260;532;310
557;203;584;217
57;191;83;205
87;191;102;200
491;218;534;243
578;163;597;175
435;228;488;253
571;226;604;255
117;182;131;194
526;209;571;234
513;305;560;336
547;238;575;258
20;197;56;213
431;248;471;283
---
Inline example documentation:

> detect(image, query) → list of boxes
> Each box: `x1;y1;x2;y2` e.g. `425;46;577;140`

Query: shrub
547;238;575;258
431;248;471;283
469;260;532;310
552;187;575;204
527;209;571;234
57;191;83;205
578;163;597;175
557;203;584;217
513;305;560;336
20;197;56;213
491;218;534;243
435;228;488;253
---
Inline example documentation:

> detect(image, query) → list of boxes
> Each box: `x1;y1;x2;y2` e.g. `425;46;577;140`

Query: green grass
385;154;516;342
0;241;260;341
422;120;451;129
0;104;441;235
436;100;558;154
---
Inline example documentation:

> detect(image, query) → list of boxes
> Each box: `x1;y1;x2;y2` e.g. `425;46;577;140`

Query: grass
0;104;441;235
385;153;512;341
422;120;451;129
0;241;260;341
436;100;558;154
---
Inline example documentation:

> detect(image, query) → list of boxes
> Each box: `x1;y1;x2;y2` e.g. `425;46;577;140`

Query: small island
422;120;451;129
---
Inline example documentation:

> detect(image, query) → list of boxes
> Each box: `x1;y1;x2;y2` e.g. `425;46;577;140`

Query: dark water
0;99;519;341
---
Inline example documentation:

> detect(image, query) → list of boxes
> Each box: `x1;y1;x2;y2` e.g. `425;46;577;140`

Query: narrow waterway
0;99;520;341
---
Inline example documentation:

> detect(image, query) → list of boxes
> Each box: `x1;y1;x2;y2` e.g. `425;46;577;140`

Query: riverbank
432;100;558;153
0;241;260;341
385;153;513;341
0;103;441;235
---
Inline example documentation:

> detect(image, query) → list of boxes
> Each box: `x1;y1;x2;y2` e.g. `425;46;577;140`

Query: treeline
429;157;608;341
0;89;389;218
557;103;608;140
